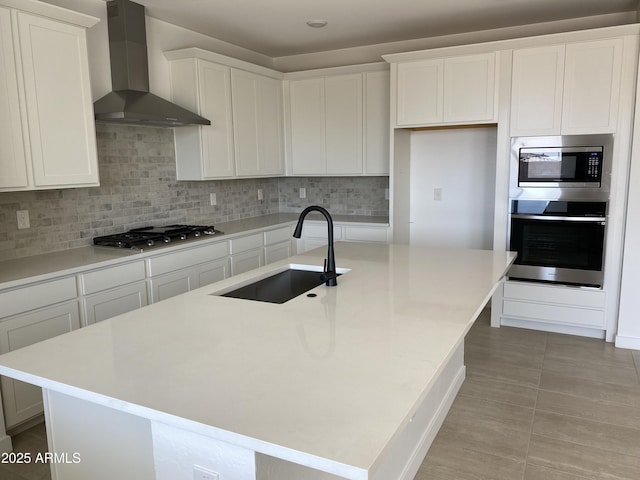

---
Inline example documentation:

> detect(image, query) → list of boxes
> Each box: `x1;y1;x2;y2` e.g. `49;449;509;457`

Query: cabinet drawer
503;282;605;308
344;226;388;243
264;226;291;246
503;299;605;328
0;277;77;319
81;261;146;295
230;233;263;254
147;241;229;277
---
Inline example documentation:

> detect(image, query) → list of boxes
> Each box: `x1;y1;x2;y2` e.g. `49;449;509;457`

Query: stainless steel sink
217;266;344;304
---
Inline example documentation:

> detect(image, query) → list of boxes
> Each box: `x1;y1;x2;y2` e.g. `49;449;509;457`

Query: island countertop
0;243;515;479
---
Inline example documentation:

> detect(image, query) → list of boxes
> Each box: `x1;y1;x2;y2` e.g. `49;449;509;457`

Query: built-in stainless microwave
510;135;612;201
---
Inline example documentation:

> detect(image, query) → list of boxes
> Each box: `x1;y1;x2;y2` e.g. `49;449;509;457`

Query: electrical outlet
257;188;263;201
384;188;390;200
433;187;443;202
210;193;217;206
194;465;219;480
299;187;306;199
17;210;30;229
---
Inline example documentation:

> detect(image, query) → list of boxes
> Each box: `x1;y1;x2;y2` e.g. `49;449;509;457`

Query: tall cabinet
0;1;99;192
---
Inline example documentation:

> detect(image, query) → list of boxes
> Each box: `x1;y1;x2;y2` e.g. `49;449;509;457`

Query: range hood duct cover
93;0;210;127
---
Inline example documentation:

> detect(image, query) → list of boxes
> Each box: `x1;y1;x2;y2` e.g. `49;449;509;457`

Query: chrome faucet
293;206;338;287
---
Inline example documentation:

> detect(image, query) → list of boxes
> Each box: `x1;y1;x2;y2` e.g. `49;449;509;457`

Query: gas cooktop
93;225;221;249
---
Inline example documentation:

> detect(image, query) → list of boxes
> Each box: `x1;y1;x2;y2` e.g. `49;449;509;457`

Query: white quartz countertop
0;213;388;289
0;243;514;478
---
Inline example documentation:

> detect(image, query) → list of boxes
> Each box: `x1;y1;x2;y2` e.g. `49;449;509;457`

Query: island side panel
151;421;257;480
43;389;155;480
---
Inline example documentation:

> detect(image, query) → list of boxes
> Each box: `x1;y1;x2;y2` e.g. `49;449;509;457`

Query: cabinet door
396;59;444;126
83;282;148;326
257;75;285;175
232;70;285;177
230;249;264;276
444;53;495;123
325;74;363;174
0;301;80;428
197;258;230;287
290;78;325;175
150;269;196;303
364;70;390;175
199;61;235;178
17;12;98;187
510;45;565;136
232;68;260;176
265;241;292;264
0;6;28;190
562;38;623;134
289;78;325;175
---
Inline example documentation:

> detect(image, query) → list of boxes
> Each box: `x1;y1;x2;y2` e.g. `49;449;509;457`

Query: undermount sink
216;265;345;304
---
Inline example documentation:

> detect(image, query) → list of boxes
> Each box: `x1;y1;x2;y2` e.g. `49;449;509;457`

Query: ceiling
126;0;639;58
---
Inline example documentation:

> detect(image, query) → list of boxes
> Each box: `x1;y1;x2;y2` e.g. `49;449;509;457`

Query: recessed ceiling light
306;19;328;28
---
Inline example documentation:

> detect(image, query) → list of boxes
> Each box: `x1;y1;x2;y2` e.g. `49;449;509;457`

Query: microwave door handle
511;214;606;222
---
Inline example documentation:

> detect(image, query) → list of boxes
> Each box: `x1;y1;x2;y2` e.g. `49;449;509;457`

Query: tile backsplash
0;124;388;261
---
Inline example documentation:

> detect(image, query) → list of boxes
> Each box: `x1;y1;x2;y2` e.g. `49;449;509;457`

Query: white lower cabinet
80;261;147;326
83;283;148;326
0;301;80;428
494;280;607;337
264;226;294;264
148;242;230;303
229;233;265;275
150;258;229;302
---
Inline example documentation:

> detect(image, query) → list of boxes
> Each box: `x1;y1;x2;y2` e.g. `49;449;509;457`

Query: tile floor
2;309;640;480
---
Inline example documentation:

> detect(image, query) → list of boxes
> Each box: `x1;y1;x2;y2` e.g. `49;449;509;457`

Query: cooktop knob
147;240;155;247
179;233;187;240
193;231;201;237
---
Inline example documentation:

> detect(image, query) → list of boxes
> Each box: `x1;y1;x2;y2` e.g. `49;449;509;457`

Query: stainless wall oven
508;135;611;288
508;200;607;287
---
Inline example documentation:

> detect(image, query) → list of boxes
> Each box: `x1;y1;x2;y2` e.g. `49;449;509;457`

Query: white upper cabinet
0;6;27;189
364;70;390;175
510;45;565;136
395;52;496;127
286;67;389;176
289;77;325;175
169;57;235;179
510;38;624;136
166;48;284;180
231;69;284;177
324;73;363;175
562;39;623;134
0;5;99;192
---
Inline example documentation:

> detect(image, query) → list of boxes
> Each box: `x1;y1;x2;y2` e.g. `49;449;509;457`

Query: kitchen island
0;243;515;480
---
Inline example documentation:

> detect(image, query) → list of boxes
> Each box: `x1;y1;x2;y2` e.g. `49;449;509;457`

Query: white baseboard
615;334;640;350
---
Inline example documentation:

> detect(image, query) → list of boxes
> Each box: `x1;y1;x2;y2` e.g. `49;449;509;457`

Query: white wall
409;128;497;250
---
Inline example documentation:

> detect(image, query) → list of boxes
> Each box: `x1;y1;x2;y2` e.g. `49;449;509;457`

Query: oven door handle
510;214;606;223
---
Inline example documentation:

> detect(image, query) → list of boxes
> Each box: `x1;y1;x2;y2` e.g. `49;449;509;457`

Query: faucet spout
293;206;337;287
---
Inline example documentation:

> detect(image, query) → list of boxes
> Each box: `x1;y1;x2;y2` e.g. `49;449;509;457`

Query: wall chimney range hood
93;0;210;127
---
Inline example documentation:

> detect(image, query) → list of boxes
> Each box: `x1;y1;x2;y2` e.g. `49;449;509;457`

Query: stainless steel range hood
93;0;210;127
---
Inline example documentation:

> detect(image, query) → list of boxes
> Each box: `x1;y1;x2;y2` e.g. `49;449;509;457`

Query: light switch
433;188;443;201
